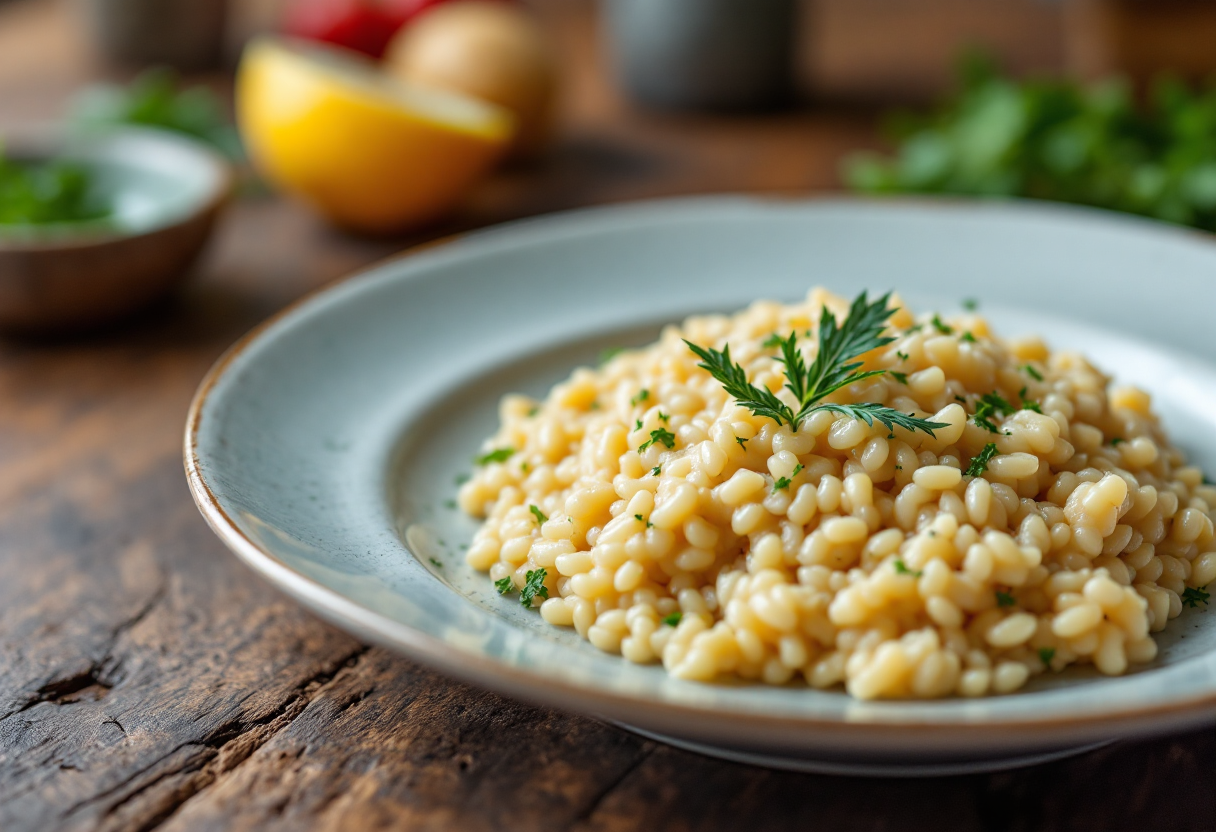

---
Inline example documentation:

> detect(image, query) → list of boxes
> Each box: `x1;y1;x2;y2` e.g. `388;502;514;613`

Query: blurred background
3;0;1216;331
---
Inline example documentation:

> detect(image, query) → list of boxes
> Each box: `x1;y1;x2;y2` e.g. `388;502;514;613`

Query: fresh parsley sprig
684;292;948;437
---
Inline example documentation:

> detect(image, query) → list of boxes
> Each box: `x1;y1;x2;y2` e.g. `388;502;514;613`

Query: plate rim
184;194;1216;741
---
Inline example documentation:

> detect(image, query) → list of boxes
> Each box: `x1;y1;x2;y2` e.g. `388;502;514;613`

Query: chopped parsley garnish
1110;437;1126;446
896;350;910;361
476;447;515;465
735;436;749;448
965;443;1000;477
635;419;643;430
793;463;804;476
529;505;548;525
973;392;1015;433
893;559;922;577
631;389;650;406
429;558;443;568
520;568;549;607
639;427;676;452
954;395;968;404
494;577;514;595
1038;647;1056;667
888;370;909;385
762;333;784;349
894;464;903;471
995;590;1016;607
652;466;662;476
1018;387;1042;413
773;476;793;492
962;298;979;311
960;331;977;343
662;612;683;627
634;513;653;529
658;412;670;423
684;292;948;437
1022;364;1044;382
931;314;953;334
1181;586;1210;608
599;347;624;364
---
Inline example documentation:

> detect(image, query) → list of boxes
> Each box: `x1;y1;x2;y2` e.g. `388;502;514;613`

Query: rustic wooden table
0;1;1212;830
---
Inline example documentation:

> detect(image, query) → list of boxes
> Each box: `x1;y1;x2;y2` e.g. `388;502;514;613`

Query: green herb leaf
1110;437;1126;446
735;436;749;448
529;505;548;525
1181;586;1210;608
495;577;515;595
896;350;910;361
893;559;923;577
1023;364;1044;381
973;392;1015;433
662;612;683;627
639;427;676;452
1038;647;1056;667
429;558;443;568
966;443;1000;476
889;370;909;385
960;331;977;343
631;389;650;406
995;590;1016;607
931;314;953;334
652;466;662;476
762;333;784;349
475;447;515;465
687;292;948;438
520;568;549;608
773;476;793;492
1018;387;1042;413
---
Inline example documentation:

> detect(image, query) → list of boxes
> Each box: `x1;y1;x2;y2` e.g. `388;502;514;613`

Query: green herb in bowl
0;154;111;226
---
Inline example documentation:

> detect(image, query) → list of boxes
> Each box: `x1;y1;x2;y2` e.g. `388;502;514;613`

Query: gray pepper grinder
603;0;797;111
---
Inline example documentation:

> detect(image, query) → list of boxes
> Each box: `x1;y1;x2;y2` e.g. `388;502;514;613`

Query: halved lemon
236;37;513;234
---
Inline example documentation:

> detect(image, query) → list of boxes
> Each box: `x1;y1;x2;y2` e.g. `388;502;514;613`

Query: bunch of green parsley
844;54;1216;230
0;153;109;226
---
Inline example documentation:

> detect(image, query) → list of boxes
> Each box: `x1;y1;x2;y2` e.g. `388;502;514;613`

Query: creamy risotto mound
458;288;1214;699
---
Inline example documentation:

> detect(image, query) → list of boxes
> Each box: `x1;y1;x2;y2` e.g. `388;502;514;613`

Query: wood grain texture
0;1;1212;830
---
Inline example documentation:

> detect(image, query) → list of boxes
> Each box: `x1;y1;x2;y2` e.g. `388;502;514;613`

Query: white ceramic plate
186;197;1216;775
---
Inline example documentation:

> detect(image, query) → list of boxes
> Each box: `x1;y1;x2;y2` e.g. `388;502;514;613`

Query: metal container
603;0;797;111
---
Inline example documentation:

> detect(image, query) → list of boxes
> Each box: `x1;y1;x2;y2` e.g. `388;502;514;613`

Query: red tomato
283;0;505;59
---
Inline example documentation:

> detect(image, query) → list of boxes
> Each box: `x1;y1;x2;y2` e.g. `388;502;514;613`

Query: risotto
457;288;1214;699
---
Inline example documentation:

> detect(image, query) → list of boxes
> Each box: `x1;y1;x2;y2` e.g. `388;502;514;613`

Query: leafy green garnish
0;155;110;226
995;590;1016;607
960;331;977;343
520;568;549;607
494;577;515;595
685;292;948;437
735;436;749;448
843;53;1216;232
639;428;676;452
429;558;443;568
888;370;909;385
893;559;922;577
1038;647;1056;667
1018;387;1042;413
652;465;662;476
529;505;548;525
773;476;792;492
1181;586;1210;608
631;389;650;406
966;443;1000;476
931;314;953;335
475;447;515;465
1110;437;1126;446
662;612;683;627
70;68;243;159
1023;364;1044;382
973;392;1015;433
762;333;784;349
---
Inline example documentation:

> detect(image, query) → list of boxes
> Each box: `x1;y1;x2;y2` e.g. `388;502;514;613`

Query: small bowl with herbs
0;127;230;333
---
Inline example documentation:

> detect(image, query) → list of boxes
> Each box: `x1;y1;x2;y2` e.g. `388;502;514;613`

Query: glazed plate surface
186;197;1216;775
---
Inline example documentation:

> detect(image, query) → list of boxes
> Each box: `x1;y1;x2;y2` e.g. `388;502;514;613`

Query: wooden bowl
0;128;231;334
